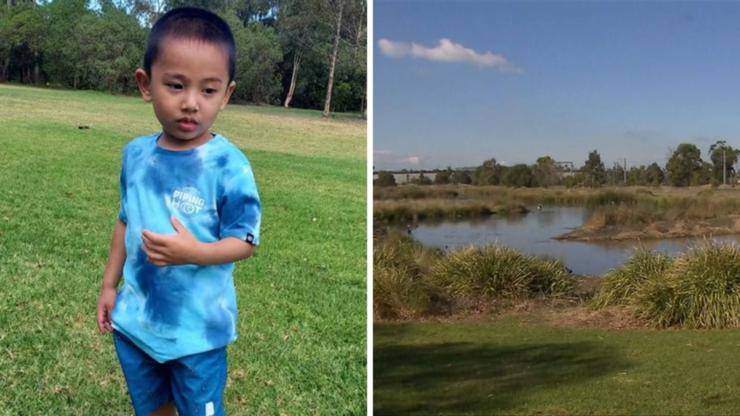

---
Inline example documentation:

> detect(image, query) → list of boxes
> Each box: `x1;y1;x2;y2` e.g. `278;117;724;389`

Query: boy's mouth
177;118;198;132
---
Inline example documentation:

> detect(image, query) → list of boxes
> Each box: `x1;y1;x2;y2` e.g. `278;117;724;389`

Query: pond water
408;206;739;276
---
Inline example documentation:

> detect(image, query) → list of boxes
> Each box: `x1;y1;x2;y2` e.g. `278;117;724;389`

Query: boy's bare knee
149;402;177;416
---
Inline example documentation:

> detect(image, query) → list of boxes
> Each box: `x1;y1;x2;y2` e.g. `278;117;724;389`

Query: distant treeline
0;0;366;114
375;140;740;188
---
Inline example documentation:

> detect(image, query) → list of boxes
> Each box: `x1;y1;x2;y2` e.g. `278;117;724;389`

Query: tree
82;2;146;92
581;150;606;187
43;0;92;89
434;168;451;184
606;162;626;186
374;171;396;187
474;158;503;185
708;140;740;185
320;0;344;116
232;0;277;25
341;0;365;114
413;172;432;185
278;0;324;107
1;0;366;112
318;0;363;116
666;143;703;187
0;12;9;80
451;170;472;184
7;4;46;83
645;162;664;186
532;155;561;187
229;15;284;104
502;164;533;187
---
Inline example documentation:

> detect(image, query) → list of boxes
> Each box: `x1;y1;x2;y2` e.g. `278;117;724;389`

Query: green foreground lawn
375;319;740;416
0;84;366;415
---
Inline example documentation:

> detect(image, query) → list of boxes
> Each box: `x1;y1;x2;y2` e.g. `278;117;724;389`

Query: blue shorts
112;330;228;416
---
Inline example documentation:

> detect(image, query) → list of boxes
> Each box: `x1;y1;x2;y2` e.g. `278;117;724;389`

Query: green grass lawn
375;319;740;415
0;84;366;415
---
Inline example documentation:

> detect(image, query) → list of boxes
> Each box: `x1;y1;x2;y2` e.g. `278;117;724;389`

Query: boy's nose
181;91;198;113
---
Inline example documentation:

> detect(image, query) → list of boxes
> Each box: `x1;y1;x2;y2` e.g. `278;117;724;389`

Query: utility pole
623;158;627;185
724;149;727;186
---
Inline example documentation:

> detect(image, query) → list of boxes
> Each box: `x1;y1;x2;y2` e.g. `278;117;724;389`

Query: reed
373;199;526;223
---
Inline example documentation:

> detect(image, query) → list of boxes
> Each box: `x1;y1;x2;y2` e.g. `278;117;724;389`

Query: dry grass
373;199;527;222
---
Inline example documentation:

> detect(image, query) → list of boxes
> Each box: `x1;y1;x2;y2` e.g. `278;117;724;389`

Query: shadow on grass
374;336;631;415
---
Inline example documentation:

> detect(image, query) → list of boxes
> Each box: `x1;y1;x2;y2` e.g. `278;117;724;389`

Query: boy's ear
134;68;153;102
220;81;236;111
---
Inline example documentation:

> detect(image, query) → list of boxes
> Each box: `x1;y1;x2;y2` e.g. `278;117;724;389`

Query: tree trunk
34;51;39;84
360;87;366;117
1;57;8;81
322;0;344;117
283;52;301;108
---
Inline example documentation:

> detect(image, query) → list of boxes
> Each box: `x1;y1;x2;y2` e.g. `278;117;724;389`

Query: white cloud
374;149;393;155
378;39;410;58
378;38;523;73
402;156;421;165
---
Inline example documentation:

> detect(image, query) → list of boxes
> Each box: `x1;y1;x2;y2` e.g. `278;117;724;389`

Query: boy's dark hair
144;7;236;82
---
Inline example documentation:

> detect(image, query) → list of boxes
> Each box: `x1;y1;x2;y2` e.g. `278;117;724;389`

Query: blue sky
374;0;740;170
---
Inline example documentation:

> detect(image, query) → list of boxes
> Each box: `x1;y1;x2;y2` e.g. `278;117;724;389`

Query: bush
637;243;740;328
373;234;576;320
374;171;396;187
592;247;672;308
593;243;740;328
373;234;440;319
430;246;574;300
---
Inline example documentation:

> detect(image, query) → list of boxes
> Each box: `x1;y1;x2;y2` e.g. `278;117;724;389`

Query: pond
408;206;739;276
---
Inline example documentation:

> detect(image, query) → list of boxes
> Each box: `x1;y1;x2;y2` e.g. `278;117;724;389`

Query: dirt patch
389;302;656;330
538;305;652;330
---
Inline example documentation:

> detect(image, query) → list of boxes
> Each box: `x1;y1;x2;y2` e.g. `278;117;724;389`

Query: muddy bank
556;214;740;241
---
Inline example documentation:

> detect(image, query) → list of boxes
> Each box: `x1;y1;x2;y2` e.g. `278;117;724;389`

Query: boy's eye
204;88;218;94
167;83;183;90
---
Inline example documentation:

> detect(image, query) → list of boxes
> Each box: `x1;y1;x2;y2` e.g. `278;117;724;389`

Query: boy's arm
97;219;126;334
193;236;255;265
141;216;254;266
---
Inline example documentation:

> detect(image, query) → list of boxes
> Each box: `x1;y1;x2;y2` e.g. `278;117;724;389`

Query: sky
374;0;740;171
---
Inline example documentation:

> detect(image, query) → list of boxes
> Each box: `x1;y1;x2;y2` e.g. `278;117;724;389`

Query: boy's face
135;37;235;149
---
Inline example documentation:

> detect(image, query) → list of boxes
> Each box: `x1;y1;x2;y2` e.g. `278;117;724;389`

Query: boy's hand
141;216;202;266
97;286;117;334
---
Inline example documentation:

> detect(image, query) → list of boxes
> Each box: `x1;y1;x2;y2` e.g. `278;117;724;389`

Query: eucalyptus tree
708;140;740;185
278;0;324;108
666;143;704;187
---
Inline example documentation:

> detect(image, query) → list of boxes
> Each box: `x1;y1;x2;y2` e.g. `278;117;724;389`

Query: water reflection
409;206;739;276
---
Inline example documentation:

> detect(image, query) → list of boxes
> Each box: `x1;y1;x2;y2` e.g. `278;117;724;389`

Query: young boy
95;7;260;416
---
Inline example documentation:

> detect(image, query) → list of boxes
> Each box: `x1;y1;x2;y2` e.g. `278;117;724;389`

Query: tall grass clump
592;247;673;308
430;246;575;301
373;233;442;319
593;243;740;328
637;243;740;328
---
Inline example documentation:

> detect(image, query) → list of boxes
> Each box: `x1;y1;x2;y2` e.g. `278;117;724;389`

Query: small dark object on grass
78;125;90;129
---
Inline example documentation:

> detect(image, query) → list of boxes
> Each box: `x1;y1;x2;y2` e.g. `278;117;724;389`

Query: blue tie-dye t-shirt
111;132;261;363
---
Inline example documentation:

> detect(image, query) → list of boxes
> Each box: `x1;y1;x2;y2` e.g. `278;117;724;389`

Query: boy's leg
112;330;174;415
169;346;228;416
